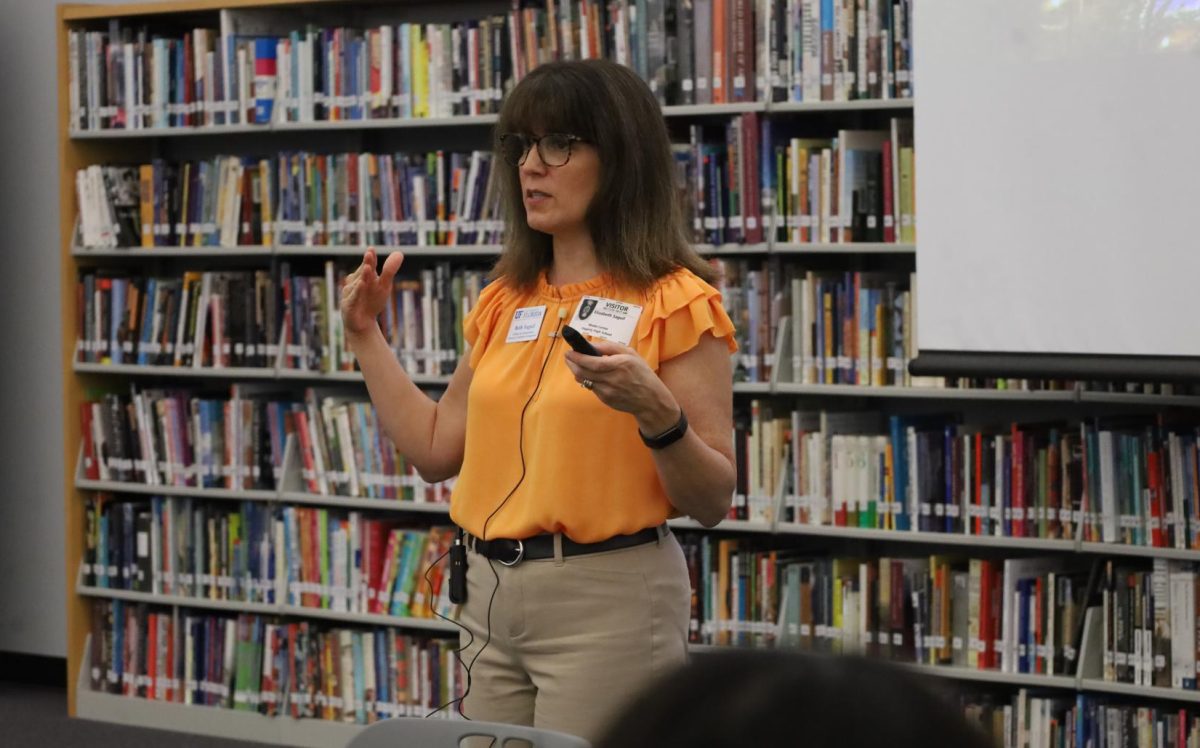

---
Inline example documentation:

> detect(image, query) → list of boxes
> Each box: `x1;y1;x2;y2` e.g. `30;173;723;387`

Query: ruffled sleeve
463;280;510;368
635;268;739;371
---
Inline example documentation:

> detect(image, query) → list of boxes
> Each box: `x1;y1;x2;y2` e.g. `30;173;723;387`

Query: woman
340;58;737;742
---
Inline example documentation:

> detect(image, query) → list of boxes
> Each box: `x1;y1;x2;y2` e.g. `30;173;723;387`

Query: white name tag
506;305;547;343
567;296;643;346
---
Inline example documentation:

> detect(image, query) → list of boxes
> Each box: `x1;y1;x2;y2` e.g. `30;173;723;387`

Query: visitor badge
567;296;643;346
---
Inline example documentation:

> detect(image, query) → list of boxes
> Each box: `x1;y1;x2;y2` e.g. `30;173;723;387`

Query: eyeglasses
499;133;587;167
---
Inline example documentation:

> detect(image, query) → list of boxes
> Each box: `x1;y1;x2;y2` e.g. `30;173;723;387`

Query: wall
0;0;120;658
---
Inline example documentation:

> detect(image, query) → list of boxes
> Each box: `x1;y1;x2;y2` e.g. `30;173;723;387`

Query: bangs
497;66;598;141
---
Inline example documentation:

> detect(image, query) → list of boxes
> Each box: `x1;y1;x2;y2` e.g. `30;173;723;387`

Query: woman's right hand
340;248;405;337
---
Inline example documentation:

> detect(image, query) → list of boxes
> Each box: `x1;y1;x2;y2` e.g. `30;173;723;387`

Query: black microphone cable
424;305;568;720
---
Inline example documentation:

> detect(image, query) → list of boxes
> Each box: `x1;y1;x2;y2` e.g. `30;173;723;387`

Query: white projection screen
912;0;1200;379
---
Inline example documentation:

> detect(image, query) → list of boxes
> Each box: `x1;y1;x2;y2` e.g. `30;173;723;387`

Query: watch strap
639;409;688;450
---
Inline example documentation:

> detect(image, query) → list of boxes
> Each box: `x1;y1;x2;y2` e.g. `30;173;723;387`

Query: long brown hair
490;59;717;292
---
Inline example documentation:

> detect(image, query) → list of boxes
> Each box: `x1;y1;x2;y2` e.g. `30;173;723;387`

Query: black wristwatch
639;409;688;450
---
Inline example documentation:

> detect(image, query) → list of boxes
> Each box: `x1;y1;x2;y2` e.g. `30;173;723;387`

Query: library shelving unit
58;0;1200;745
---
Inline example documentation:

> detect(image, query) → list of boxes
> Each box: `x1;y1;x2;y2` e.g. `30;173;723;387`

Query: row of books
86;593;1200;741
712;261;919;385
496;0;915;105
90;509;1200;692
76;263;487;378
80;384;1200;554
766;118;915;244
277;511;455;618
682;537;1097;677
85;595;1200;743
84;496;278;601
1079;422;1200;550
87;600;463;721
731;404;1200;551
61;386;962;514
272;151;502;249
76;119;917;251
78;269;278;369
1099;558;1200;690
67;1;915;132
67;249;1196;399
103;492;1200;670
79;260;1192;403
285;257;483;380
712;261;1200;391
80;387;281;490
288;392;453;502
84;496;457;619
781;265;914;386
77;260;917;386
685;537;1200;694
963;690;1200;748
678;115;768;246
764;0;915;104
75;152;504;250
79;387;455;502
77;501;1200;683
82;259;1198;408
675;117;917;248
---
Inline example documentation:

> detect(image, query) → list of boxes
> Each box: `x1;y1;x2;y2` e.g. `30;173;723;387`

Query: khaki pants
454;527;691;745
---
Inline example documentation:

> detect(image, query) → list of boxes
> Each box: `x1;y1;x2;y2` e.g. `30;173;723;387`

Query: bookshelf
73;360;1200;406
65;98;906;141
58;1;1200;746
72;637;368;748
689;641;1081;691
71;240;916;256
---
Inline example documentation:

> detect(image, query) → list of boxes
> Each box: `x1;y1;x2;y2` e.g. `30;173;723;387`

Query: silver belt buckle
498;539;525;567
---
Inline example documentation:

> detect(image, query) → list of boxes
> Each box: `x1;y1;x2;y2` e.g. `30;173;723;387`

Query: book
86;599;464;720
75;150;502;250
679;532;1102;682
68;7;919;135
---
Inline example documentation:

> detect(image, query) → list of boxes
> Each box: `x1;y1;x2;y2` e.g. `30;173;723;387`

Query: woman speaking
340;58;737;743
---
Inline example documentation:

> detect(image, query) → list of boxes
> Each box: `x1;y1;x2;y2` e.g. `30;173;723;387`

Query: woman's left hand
564;339;680;433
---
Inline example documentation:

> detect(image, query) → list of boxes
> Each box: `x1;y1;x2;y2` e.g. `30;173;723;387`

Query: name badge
567;296;643;345
506;306;547;343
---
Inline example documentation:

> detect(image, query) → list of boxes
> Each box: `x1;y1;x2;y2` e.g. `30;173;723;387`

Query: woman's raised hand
340;248;405;336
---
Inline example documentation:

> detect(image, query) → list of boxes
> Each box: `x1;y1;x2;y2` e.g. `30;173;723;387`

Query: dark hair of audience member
593;650;995;748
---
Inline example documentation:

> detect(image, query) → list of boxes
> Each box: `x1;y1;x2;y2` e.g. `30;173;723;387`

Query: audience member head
593;650;994;748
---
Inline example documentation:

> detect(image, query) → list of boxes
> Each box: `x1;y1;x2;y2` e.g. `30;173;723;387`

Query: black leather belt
466;525;665;566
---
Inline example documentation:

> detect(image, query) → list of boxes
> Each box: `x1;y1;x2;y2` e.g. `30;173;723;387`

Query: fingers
348;249;373;283
379;250;405;286
566;349;623;373
342;270;366;300
340;249;406;328
344;248;403;297
565;358;607;397
565;357;605;385
590;339;631;356
361;249;380;285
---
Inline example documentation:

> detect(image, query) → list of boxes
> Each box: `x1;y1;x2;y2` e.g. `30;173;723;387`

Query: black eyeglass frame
498;133;588;167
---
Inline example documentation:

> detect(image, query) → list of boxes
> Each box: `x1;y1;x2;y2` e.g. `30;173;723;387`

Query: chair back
345;716;592;748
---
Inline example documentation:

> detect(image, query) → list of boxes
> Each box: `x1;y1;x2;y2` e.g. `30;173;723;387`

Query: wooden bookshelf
58;0;331;718
57;1;1200;745
82;359;1189;406
62;0;328;22
59;4;88;718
